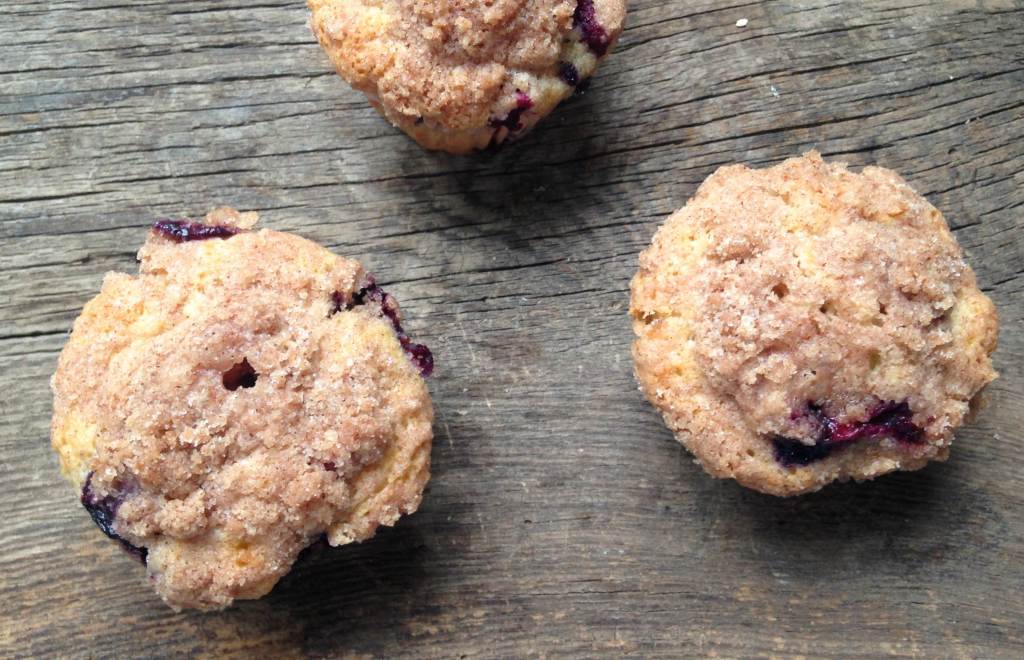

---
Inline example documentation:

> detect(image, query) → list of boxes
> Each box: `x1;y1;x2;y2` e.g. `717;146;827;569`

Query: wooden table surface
2;1;1022;657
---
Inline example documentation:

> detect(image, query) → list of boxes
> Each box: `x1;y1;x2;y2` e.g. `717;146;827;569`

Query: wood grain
2;0;1022;657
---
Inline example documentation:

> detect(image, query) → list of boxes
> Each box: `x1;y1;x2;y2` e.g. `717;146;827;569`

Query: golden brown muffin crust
51;208;433;609
631;153;998;496
308;0;627;152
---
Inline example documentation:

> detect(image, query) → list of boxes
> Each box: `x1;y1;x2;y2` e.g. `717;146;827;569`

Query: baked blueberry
772;401;925;466
338;279;434;377
573;0;612;56
80;472;148;563
559;62;581;87
152;219;239;242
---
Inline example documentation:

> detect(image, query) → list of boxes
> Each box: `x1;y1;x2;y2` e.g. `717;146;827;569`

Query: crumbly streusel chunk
308;0;626;153
631;152;998;496
51;208;434;609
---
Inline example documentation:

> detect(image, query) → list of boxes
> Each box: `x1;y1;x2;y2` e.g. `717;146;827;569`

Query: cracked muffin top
51;208;434;610
631;152;998;496
308;0;627;152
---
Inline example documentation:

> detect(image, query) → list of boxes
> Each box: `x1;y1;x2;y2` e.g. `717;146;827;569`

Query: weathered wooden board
1;0;1022;657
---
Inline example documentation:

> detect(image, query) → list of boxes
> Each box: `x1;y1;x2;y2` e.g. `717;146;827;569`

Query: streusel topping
52;208;433;609
631;153;998;495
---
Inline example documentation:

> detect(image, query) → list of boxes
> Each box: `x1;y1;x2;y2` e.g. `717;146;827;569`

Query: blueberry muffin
307;0;627;153
630;153;999;496
51;208;434;609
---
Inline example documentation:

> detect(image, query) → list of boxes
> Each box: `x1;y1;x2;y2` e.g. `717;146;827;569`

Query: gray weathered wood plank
1;0;1022;657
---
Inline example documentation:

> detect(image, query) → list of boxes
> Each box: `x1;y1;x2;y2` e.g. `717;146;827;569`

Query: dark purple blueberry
81;473;119;538
222;358;258;391
773;437;833;466
81;472;147;563
353;281;402;329
559;62;580;87
573;0;611;56
331;278;434;377
865;400;925;443
400;338;435;378
152;219;240;242
330;290;348;316
773;400;925;466
488;90;535;132
827;401;924;446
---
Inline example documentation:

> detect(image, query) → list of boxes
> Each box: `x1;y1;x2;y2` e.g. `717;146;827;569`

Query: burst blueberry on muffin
307;0;627;153
51;208;434;609
630;152;999;496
